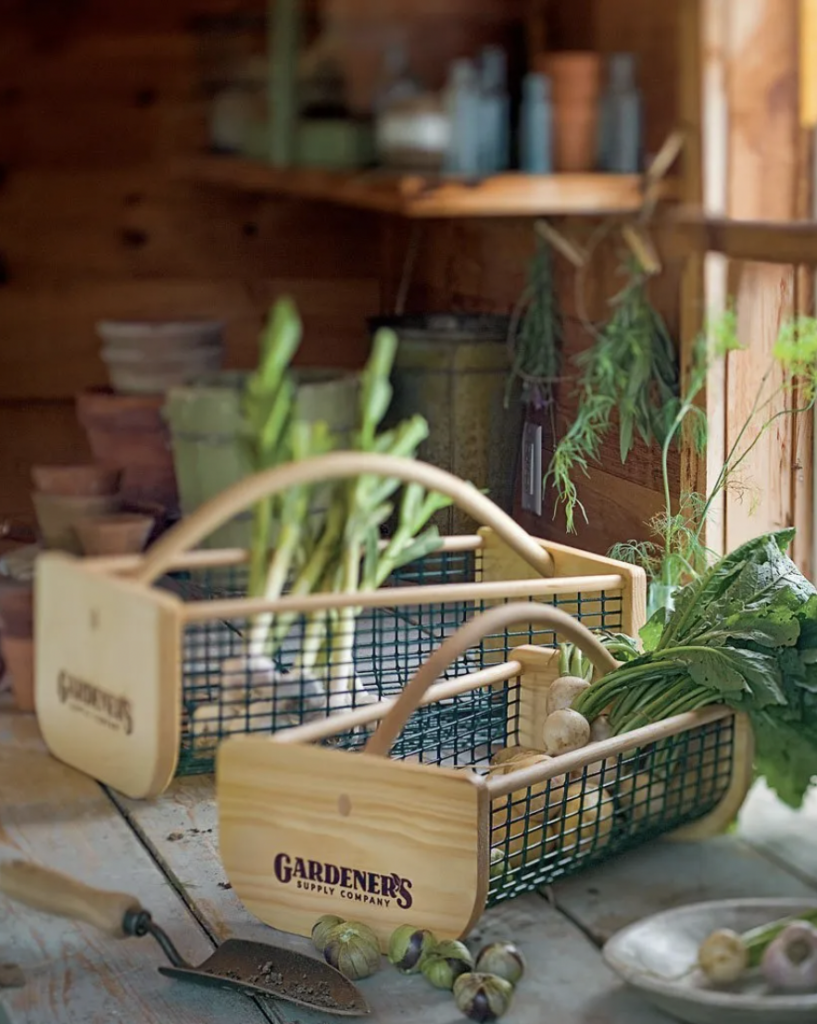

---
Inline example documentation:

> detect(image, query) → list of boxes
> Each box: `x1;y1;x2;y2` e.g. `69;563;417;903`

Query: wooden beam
656;210;817;264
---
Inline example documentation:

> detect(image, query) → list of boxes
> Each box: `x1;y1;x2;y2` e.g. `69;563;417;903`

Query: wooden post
792;0;816;577
677;0;734;559
719;0;802;556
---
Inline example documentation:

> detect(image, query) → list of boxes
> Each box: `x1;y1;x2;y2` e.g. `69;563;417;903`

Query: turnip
547;676;591;716
697;928;750;984
190;702;245;751
761;920;817;992
546;782;615;855
490;753;568;868
616;772;667;823
569;715;618;783
489;745;545;768
697;911;817;986
590;715;613;744
542;708;591;755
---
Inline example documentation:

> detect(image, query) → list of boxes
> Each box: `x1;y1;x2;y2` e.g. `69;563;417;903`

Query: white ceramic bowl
603;898;817;1024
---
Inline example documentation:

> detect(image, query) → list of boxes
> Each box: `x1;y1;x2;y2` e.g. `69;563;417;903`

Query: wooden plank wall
0;0;686;563
0;0;382;524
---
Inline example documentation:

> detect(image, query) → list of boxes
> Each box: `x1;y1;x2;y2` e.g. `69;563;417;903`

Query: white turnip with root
546;782;615;855
547;676;591;716
542;708;591;755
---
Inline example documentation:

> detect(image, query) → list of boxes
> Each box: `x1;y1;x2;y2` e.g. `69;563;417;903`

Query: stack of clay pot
30;463;154;558
97;319;225;396
0;582;35;712
536;52;603;172
73;319;225;527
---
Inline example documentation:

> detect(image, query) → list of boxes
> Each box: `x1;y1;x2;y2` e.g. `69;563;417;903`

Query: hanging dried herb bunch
505;236;565;421
545;259;683;532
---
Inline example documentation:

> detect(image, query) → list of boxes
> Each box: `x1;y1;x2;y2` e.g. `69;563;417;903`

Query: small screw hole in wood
337;794;352;817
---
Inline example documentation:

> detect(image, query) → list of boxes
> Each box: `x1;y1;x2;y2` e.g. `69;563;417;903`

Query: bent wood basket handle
364;602;620;758
131;452;555;587
0;860;141;938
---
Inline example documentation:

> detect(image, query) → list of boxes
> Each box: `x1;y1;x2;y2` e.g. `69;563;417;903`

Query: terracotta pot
31;463;122;497
76;513;155;557
0;584;34;639
1;635;35;713
552;105;600;172
32;491;121;555
536;52;602;172
536;51;602;100
75;389;179;514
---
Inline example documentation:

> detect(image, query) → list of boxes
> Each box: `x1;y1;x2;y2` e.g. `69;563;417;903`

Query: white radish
547;676;591;716
542;709;591;755
219;654;279;695
569;715;618;783
590;715;613;743
271;670;327;717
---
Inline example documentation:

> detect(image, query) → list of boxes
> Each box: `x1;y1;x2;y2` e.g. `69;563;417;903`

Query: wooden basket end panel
476;528;646;656
34;554;183;800
509;647;560;751
667;712;756;841
216;739;488;948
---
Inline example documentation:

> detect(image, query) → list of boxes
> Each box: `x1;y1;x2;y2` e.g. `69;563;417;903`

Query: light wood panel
35;553;183;800
217;738;486;946
720;1;804;555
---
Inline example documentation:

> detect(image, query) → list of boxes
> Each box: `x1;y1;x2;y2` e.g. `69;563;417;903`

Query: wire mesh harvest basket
35;453;645;800
215;603;755;946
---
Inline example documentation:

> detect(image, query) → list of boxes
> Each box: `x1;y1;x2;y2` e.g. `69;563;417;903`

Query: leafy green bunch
239;297;453;676
574;530;817;809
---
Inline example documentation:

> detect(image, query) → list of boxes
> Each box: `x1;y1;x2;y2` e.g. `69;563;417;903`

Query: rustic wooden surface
2;705;817;1024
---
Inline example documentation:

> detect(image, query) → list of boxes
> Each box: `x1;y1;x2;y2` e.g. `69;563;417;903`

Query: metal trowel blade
157;938;371;1017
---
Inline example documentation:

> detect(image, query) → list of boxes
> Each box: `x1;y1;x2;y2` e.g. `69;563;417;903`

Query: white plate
603;898;817;1024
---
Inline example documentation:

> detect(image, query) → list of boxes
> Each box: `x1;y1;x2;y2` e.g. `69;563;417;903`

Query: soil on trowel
204;960;344;1011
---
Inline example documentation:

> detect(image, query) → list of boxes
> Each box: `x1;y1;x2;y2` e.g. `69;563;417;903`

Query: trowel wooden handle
0;860;142;938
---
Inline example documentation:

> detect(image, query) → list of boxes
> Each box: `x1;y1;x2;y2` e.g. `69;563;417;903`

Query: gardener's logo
57;671;133;736
273;853;414;910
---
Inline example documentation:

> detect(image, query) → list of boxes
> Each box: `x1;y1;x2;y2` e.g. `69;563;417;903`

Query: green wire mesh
164;547;625;775
485;710;735;905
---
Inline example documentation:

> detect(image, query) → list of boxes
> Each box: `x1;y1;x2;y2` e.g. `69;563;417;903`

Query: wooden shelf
176;156;681;219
